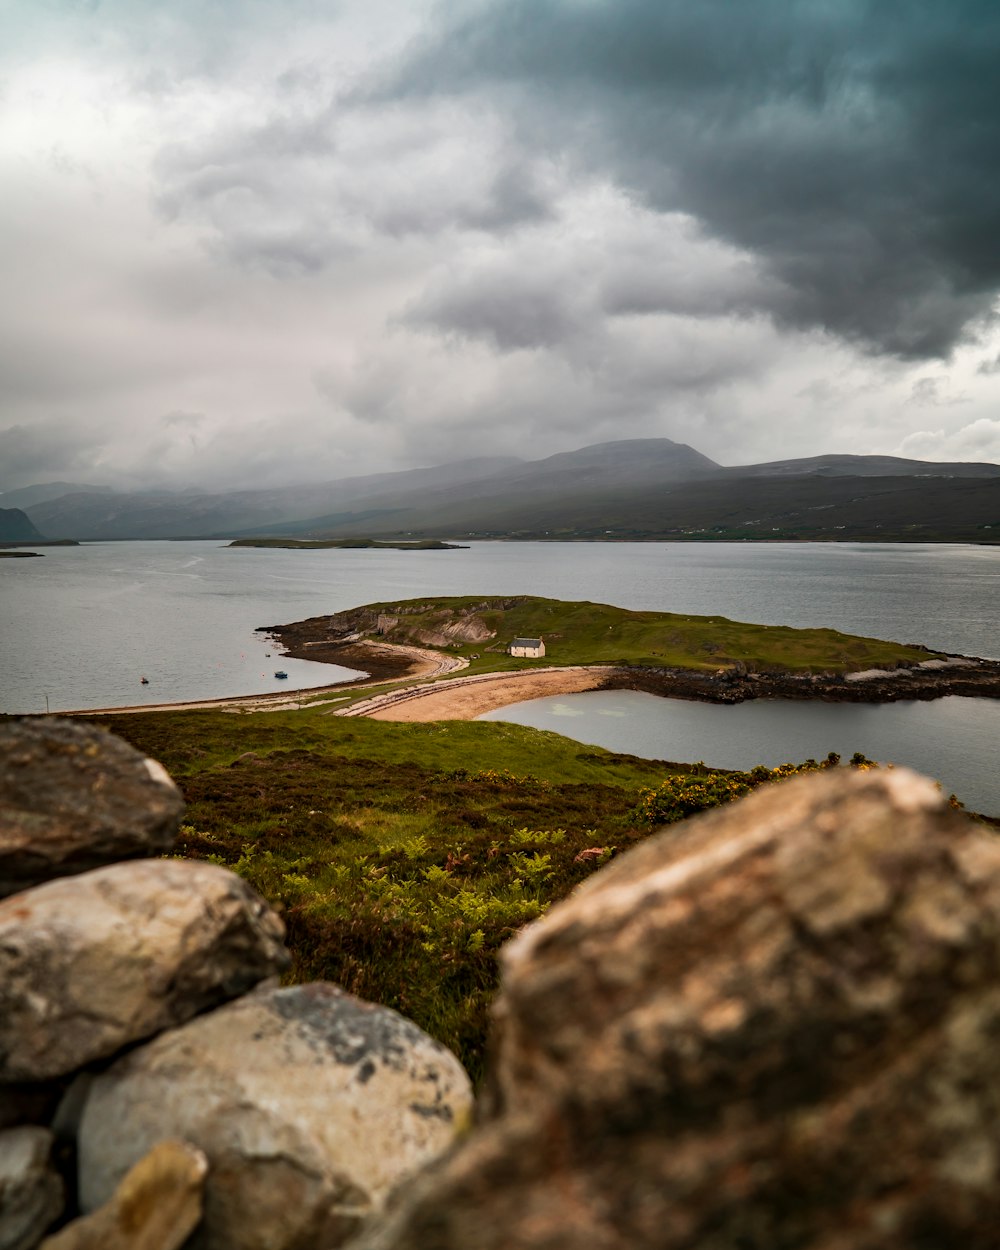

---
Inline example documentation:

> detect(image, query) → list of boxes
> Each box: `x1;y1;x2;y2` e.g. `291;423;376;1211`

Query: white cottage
508;637;545;658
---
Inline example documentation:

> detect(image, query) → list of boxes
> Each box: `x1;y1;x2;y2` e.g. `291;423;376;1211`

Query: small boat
274;670;288;679
140;677;149;685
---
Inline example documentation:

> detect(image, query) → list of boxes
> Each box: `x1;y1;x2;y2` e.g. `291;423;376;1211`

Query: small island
228;537;467;550
0;550;43;558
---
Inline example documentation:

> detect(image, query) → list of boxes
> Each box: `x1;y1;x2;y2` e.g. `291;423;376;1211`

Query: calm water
2;540;999;806
481;690;1000;815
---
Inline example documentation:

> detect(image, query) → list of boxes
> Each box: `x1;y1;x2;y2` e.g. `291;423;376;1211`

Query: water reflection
482;690;1000;816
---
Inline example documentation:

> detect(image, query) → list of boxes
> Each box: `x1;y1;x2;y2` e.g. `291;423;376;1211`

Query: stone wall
0;720;472;1250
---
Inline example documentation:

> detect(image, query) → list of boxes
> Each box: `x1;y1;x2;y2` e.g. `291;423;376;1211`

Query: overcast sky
3;0;1000;492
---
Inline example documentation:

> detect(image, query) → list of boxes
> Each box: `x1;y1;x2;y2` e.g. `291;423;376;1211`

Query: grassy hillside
331;595;938;676
91;705;894;1081
93;705;883;1082
93;707;677;1079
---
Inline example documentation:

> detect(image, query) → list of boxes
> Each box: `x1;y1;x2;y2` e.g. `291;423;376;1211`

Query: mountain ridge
18;439;1000;542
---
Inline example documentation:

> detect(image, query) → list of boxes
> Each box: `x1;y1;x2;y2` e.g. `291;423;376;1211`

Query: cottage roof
510;637;543;647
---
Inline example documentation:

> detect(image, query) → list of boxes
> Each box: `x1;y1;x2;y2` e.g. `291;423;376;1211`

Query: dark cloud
3;0;999;493
407;263;591;352
378;0;1000;359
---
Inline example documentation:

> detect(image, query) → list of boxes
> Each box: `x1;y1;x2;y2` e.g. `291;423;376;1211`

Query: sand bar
361;666;618;722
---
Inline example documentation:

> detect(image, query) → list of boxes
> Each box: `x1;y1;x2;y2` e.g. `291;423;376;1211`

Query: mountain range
9;439;1000;543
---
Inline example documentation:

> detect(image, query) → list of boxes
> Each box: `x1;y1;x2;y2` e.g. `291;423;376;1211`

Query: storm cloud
381;0;1000;358
1;0;1000;491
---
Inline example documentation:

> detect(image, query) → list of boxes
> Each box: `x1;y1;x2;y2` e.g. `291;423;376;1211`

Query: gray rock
0;860;289;1082
0;1127;64;1250
40;1139;206;1250
0;719;183;898
350;768;1000;1250
77;983;473;1250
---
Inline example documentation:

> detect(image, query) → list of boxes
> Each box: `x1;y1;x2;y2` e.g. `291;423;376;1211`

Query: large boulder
76;983;473;1250
0;1126;63;1250
351;768;1000;1250
0;860;288;1082
0;719;183;899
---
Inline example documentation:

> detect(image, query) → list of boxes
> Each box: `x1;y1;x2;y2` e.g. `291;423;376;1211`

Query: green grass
346;594;938;675
87;704;934;1084
93;706;680;1081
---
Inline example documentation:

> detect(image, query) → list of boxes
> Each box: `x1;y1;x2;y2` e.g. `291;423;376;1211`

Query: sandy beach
357;666;618;722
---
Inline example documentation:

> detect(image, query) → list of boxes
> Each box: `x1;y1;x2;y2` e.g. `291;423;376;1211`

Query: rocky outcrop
76;984;472;1250
39;1140;206;1250
606;655;1000;704
263;599;521;667
352;768;1000;1250
0;1127;64;1250
0;721;183;898
0;860;289;1082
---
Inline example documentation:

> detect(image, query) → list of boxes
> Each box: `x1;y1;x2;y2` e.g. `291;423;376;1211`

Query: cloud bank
1;0;999;491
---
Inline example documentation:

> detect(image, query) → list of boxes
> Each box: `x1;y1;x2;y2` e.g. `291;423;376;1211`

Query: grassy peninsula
300;594;939;677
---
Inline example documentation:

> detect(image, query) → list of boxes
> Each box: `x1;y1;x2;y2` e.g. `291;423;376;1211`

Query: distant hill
728;454;1000;479
0;507;46;542
22;457;522;541
424;472;1000;543
0;481;111;508
17;439;1000;542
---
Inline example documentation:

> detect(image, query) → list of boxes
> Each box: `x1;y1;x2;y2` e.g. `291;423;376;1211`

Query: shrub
632;753;881;825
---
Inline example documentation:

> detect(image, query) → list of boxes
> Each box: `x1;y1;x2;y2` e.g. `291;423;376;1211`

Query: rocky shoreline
605;654;1000;704
260;619;440;683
